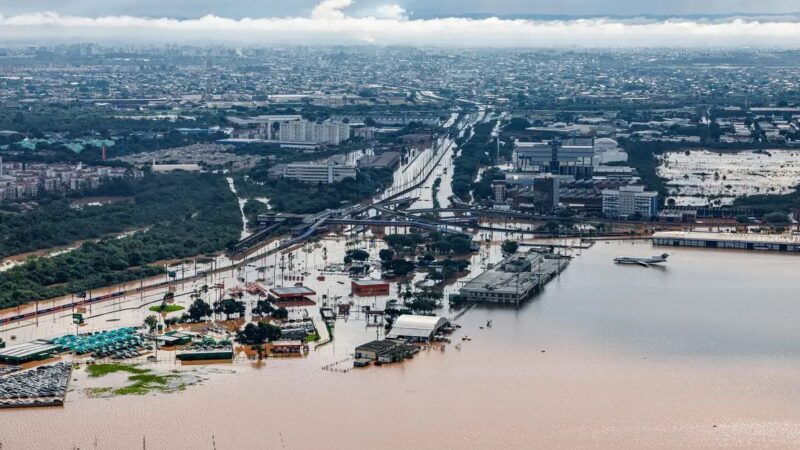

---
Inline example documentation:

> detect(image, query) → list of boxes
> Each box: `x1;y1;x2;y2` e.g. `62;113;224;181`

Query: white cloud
367;5;408;20
1;1;800;47
310;0;353;20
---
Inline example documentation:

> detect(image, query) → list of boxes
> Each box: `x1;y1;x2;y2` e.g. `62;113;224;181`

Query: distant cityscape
1;36;800;450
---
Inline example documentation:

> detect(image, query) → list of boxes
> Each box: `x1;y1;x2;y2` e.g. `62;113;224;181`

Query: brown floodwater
3;237;800;449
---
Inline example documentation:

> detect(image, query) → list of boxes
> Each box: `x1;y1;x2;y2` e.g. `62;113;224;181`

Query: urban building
602;185;659;218
278;119;351;145
505;173;560;213
592;138;628;165
269;155;358;184
0;341;62;364
354;339;415;363
268;286;317;305
351;279;391;296
513;139;594;177
492;181;506;204
357;152;400;169
399;133;434;149
653;231;800;253
0;161;135;201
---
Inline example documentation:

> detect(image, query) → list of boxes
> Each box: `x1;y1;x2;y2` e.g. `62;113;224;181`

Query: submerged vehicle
614;253;670;267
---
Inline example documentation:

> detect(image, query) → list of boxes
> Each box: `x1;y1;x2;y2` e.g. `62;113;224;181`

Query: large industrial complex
459;251;570;304
653;231;800;253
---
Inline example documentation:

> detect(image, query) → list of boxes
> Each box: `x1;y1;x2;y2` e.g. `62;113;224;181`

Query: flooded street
225;176;249;240
3;237;800;449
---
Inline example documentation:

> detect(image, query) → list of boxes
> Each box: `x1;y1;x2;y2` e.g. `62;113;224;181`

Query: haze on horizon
1;0;800;47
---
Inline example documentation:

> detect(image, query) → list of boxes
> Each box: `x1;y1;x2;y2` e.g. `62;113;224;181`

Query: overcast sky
1;0;800;47
1;0;799;18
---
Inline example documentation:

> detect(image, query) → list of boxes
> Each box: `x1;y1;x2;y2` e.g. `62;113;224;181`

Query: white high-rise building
278;120;350;145
602;185;659;218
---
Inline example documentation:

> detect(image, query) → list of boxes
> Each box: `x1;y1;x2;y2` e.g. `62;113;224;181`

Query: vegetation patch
149;304;185;313
84;364;199;397
87;363;148;378
236;167;394;214
0;172;242;309
112;373;179;396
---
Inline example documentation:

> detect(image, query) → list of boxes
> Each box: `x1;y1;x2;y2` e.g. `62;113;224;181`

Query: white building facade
602;185;659;218
278;120;351;145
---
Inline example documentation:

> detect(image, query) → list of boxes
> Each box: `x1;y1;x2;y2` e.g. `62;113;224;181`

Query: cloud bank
1;0;800;47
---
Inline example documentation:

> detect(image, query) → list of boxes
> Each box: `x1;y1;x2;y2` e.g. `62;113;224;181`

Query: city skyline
1;0;800;47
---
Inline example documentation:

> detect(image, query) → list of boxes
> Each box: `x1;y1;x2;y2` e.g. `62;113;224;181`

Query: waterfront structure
602;185;659;218
176;345;233;361
653;231;800;253
386;315;449;342
351;279;391;296
278;119;351;145
459;251;570;304
355;340;416;363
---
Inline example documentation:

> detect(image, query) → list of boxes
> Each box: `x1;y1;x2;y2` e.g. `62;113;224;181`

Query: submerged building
653;231;800;253
459;251;570;304
386;315;449;342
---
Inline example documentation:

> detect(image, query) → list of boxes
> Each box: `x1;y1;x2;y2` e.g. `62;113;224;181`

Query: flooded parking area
657;149;800;206
0;361;71;408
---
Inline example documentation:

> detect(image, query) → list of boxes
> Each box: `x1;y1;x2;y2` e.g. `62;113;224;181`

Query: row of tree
0;173;243;309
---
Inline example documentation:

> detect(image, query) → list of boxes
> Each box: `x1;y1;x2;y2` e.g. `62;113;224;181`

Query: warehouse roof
352;279;390;286
653;231;800;244
0;341;61;362
386;315;448;339
270;286;316;298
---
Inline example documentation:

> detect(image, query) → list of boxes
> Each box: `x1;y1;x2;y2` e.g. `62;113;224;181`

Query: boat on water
614;253;670;267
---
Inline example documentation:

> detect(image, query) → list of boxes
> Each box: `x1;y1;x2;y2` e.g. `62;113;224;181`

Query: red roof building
351;279;391;297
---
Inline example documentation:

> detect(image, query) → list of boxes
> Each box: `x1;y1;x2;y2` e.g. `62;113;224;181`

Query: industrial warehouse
459;250;570;304
653;231;800;253
385;315;450;342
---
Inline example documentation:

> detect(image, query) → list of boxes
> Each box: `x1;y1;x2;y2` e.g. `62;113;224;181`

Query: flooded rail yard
2;228;800;448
